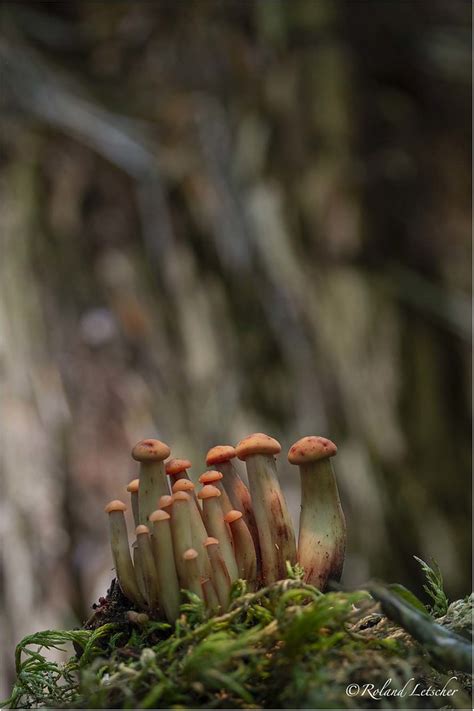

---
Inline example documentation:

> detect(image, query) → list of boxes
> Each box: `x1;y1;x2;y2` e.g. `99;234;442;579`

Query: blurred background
0;0;471;696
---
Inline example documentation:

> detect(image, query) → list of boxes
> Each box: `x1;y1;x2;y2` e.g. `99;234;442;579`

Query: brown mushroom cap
135;524;150;535
172;479;195;493
159;495;174;509
205;445;236;466
132;438;170;462
287;436;337;465
224;510;243;524
104;499;127;513
198;470;223;484
126;479;139;493
235;433;281;460
183;548;198;560
203;537;219;547
149;509;171;522
197;485;221;500
173;491;191;503
165;458;192;476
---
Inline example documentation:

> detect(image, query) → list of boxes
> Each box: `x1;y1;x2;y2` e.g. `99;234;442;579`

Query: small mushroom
149;509;181;622
132;439;171;524
165;458;192;482
203;537;232;611
288;435;346;590
198;485;239;581
182;548;204;600
170;491;193;587
224;510;257;589
172;479;211;577
104;500;145;608
236;433;296;584
135;524;161;613
158;494;174;512
126;479;140;528
198;470;233;515
201;576;220;613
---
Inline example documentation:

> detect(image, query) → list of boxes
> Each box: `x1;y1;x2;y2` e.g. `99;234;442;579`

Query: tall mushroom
224;510;257;589
132;439;171;524
149;509;181;622
104;500;146;608
170;491;193;587
203;537;232;611
198;485;239;581
135;524;161;613
236;433;296;584
172;479;211;577
126;479;140;527
287;435;346;590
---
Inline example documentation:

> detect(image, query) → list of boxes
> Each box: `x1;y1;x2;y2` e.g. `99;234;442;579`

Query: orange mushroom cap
149;509;171;522
126;479;139;493
183;548;198;560
197;485;221;500
172;479;195;493
204;537;219;547
198;470;223;484
132;438;170;462
205;445;236;466
235;432;281;460
104;500;127;513
166;458;192;476
135;524;150;536
173;491;191;503
224;510;243;524
287;436;337;465
159;495;174;509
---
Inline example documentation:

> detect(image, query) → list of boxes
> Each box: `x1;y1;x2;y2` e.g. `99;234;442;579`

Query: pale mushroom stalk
167;458;204;521
172;479;212;578
236;433;296;584
182;549;204;600
201;576;220;612
135;525;161;613
132;543;148;602
170;491;193;587
198;485;239;581
224;510;257;589
204;537;232;611
206;446;259;551
132;439;171;524
149;510;181;622
288;436;346;590
104;500;146;608
126;479;140;528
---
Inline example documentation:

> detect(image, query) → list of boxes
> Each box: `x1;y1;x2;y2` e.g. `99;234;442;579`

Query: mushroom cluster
104;433;346;622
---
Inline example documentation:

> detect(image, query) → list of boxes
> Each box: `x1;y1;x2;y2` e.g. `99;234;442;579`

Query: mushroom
236;433;296;584
135;524;161;613
198;470;233;515
170;491;193;587
201;576;220;612
203;537;232;611
158;494;174;512
132;439;171;524
182;549;204;600
165;458;192;482
149;509;181;622
172;479;211;577
198;485;239;581
287;435;346;590
104;500;145;608
126;479;140;528
224;510;257;589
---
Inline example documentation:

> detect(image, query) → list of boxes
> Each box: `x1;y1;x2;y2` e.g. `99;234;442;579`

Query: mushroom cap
132;438;170;462
126;479;139;493
149;509;171;522
104;499;127;513
159;495;174;509
183;548;198;560
235;432;281;460
135;524;150;535
172;479;195;493
173;491;191;503
197;485;221;500
224;510;243;524
165;458;192;476
198;470;223;484
205;445;236;466
287;436;337;465
204;536;219;547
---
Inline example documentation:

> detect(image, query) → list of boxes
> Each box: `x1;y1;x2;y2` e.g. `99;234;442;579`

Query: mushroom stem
198;486;239;581
201;576;220;612
237;434;296;584
224;510;257;589
132;439;171;524
149;510;181;622
204;537;232;611
288;436;345;590
126;479;140;528
170;491;193;587
182;549;204;600
172;479;212;578
104;501;146;608
135;525;161;613
132;543;148;602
